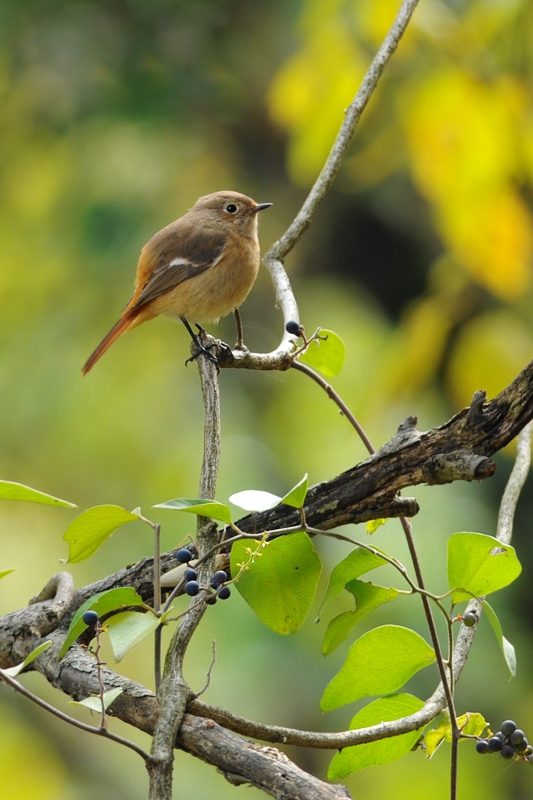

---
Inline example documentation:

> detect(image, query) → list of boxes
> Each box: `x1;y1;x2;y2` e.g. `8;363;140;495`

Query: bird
82;191;272;375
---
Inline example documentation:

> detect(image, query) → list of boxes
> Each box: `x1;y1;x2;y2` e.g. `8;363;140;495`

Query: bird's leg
233;308;248;351
181;318;219;366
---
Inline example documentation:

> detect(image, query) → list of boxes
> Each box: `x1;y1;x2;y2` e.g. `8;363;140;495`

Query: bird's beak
252;202;273;214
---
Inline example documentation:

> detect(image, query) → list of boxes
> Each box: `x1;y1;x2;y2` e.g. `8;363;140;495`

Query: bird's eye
225;204;238;214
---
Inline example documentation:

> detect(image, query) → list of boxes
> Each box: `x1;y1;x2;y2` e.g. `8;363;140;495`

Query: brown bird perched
82;191;272;374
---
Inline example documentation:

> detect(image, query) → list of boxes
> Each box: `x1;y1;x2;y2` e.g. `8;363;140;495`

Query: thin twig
292;361;374;454
153;523;162;693
193;640;217;699
0;669;151;762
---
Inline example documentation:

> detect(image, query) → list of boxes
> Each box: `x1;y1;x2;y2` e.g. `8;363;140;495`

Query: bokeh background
1;0;533;797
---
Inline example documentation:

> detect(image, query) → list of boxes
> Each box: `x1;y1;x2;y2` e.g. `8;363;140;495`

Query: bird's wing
132;225;227;310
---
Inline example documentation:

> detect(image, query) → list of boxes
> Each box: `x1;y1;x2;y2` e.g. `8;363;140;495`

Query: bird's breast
149;234;260;323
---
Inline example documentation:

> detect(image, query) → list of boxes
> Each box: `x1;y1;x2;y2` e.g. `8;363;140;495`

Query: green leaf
366;518;388;535
0;480;75;508
2;641;53;677
459;711;488;737
229;490;281;512
482;600;516;678
299;329;346;377
0;569;15;580
106;611;160;662
318;547;388;617
425;712;488;757
321;625;435;711
70;687;123;712
447;532;522;603
153;497;232;525
63;505;140;564
281;474;308;509
59;587;146;658
230;532;321;634
328;694;425;778
322;580;400;655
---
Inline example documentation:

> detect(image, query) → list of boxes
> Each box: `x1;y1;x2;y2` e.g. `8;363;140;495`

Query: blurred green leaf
3;641;52;677
328;694;425;778
63;505;140;564
322;580;400;655
447;532;522;603
425;711;487;757
0;480;75;508
153;497;232;524
70;687;123;713
229;490;281;512
482;600;516;678
106;610;160;662
0;570;15;580
318;547;388;617
230;532;321;634
59;587;146;658
366;518;388;534
321;625;435;711
281;474;308;509
299;329;346;377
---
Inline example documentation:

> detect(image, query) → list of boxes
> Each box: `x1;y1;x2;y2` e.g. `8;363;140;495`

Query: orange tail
82;312;140;375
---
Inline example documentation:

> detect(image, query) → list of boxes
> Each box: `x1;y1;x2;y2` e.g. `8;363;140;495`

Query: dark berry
82;610;99;627
217;586;231;600
514;738;528;753
176;548;193;564
488;736;503;752
494;731;506;740
184;568;198;582
205;594;217;605
510;729;524;746
476;740;490;754
501;745;515;760
285;320;301;336
210;570;228;587
462;612;477;627
184;581;199;597
500;720;517;736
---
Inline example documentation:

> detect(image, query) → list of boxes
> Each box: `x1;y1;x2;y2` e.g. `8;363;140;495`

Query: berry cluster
476;720;533;761
176;548;231;604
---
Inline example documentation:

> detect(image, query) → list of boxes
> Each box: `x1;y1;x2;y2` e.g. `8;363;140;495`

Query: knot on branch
467;390;487;424
370;416;421;460
424;451;495;484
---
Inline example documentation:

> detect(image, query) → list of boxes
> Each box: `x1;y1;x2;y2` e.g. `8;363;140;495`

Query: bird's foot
185;335;219;367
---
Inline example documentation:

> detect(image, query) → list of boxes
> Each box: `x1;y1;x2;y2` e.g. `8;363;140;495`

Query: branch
212;0;421;374
149;341;222;799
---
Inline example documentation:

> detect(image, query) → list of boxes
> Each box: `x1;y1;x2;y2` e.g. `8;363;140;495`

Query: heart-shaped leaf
106;611;160;662
70;687;123;712
482;600;516;678
3;641;52;677
229;490;281;512
321;625;435;711
299;329;346;377
63;505;140;564
328;694;425;778
318;547;388;617
153;497;232;525
59;587;146;658
230;532;321;634
0;480;75;508
281;475;308;509
447;532;521;603
322;580;400;655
